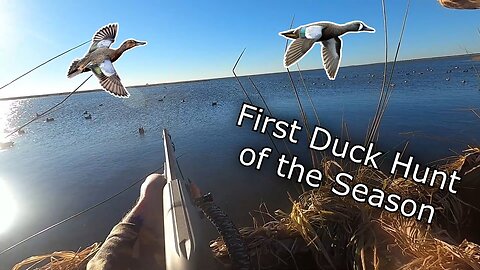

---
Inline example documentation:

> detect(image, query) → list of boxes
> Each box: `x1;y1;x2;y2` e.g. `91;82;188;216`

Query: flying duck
280;21;375;80
67;23;147;98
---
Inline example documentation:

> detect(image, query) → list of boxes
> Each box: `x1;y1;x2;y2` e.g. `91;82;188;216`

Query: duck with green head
280;20;375;80
67;23;147;98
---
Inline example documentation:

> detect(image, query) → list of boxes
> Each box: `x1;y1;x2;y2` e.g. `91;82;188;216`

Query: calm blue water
0;55;479;268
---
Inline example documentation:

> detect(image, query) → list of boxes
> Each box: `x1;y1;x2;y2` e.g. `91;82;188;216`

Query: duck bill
135;41;147;46
280;30;297;39
363;25;375;32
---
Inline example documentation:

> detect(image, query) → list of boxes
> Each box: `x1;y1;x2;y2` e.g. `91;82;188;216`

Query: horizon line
1;52;478;101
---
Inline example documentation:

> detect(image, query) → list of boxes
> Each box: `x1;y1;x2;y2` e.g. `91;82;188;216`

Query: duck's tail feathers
67;60;82;78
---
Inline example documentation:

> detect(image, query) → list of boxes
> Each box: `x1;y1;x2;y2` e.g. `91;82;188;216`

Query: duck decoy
84;114;92;120
139;127;145;135
212;101;218;106
67;23;147;98
46;117;54;122
279;21;375;80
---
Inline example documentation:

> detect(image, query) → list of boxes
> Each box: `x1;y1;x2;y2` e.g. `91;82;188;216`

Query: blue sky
0;0;478;98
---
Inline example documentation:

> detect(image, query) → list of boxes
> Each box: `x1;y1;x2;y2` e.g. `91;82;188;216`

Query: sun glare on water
0;100;17;141
0;180;18;234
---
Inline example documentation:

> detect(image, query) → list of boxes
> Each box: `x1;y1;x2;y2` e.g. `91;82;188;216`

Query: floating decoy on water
46;117;54;122
84;114;92;120
280;21;375;80
212;101;218;106
67;23;147;98
139;127;145;135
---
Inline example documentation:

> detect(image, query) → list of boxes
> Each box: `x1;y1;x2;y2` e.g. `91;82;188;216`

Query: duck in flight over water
280;21;375;80
67;23;147;98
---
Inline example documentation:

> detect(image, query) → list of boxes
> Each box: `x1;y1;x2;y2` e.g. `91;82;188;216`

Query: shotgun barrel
162;129;250;270
162;129;224;270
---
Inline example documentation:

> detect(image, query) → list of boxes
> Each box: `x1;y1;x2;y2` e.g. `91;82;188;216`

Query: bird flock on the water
1;60;474;151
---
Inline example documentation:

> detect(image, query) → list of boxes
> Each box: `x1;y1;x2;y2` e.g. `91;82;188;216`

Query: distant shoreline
1;52;478;102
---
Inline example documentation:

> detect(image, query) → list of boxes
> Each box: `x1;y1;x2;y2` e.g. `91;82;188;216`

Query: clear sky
0;0;478;98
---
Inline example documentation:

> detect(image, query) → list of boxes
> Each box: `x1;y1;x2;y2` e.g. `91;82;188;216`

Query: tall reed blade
5;75;93;139
284;16;318;167
231;48;282;155
0;40;90;91
366;0;411;145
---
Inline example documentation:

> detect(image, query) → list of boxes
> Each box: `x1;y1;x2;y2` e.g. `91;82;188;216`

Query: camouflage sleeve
86;222;140;270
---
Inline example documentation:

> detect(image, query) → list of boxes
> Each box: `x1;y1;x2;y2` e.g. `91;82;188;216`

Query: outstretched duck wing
91;59;130;98
284;38;315;68
321;37;342;80
88;24;118;53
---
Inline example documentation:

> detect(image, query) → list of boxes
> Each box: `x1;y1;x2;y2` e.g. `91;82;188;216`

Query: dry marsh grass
12;243;100;270
210;149;480;270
